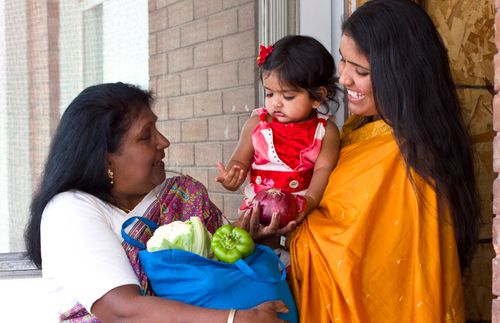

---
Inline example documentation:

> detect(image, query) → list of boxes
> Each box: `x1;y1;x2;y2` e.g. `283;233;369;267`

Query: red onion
253;188;299;228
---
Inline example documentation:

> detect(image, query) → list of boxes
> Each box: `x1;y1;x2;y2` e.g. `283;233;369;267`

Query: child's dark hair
260;35;339;112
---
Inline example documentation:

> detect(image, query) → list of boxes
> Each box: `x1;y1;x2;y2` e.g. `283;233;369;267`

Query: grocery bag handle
235;244;287;283
121;216;159;250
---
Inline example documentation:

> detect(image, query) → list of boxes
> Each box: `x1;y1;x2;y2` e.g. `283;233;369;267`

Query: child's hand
215;161;246;191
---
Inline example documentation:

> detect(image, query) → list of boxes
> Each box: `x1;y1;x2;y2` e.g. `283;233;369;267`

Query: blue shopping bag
122;216;298;323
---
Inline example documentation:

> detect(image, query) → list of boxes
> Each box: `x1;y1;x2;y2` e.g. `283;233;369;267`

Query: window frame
0;252;40;279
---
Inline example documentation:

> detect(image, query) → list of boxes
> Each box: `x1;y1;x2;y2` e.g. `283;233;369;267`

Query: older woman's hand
237;300;288;322
235;201;298;245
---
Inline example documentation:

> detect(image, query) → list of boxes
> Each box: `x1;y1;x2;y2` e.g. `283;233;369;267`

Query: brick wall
149;0;257;221
494;1;500;321
27;0;60;187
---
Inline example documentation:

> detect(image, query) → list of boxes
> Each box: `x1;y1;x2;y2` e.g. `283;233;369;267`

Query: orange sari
289;116;464;322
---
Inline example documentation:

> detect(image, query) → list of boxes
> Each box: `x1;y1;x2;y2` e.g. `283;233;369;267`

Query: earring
107;168;114;185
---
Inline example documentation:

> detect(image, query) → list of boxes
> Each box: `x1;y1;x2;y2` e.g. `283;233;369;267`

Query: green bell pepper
211;224;255;263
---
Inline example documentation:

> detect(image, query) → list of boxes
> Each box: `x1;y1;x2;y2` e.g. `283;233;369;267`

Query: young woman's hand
295;194;317;224
237;300;289;322
215;161;246;191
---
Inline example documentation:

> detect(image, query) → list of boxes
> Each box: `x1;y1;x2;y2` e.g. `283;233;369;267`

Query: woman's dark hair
342;0;480;270
261;35;339;111
24;82;153;268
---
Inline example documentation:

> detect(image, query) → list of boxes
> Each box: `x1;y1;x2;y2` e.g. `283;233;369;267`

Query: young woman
288;1;480;322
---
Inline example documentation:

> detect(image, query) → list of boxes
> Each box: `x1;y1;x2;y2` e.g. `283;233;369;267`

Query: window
0;0;148;277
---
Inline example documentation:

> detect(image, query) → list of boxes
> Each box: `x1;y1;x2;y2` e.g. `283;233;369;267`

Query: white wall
299;0;346;125
0;277;55;322
103;0;149;89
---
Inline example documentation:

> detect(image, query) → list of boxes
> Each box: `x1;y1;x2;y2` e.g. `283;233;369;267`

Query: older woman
25;82;288;322
288;1;480;322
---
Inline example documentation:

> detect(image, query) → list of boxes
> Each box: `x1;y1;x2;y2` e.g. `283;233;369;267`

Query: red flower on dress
256;45;274;66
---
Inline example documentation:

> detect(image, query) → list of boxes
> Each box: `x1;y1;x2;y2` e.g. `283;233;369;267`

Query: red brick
157;0;178;8
208;62;238;90
208;168;231;193
157;74;181;97
182;118;208;142
222;0;252;9
150;53;167;77
224;194;244;220
208;115;239;140
157;119;181;143
195;142;223;166
181;68;208;94
157;27;180;52
496;12;500;50
238;114;248;134
495;217;500;255
495;257;500;296
149;33;157;55
222;30;255;61
495;54;500;92
493;298;500;322
495;134;500;173
149;0;156;11
154;97;169;120
149;7;167;32
181;19;208;47
168;47;193;73
168;0;194;27
223;142;238;164
495;177;500;204
222;86;255;114
194;39;223;68
238;2;255;31
208;8;238;39
182;167;209;187
194;0;223;18
194;91;223;116
168;96;194;119
208;193;224;214
239;57;257;86
168;143;194;166
495;94;500;131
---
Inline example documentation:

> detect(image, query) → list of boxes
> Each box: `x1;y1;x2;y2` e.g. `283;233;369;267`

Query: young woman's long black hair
24;82;153;268
342;0;480;271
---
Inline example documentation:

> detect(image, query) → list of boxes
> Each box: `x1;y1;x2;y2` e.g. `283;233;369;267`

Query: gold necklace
117;205;132;213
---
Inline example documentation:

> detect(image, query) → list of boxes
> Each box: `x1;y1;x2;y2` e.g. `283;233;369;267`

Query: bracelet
280;235;287;248
227;309;237;323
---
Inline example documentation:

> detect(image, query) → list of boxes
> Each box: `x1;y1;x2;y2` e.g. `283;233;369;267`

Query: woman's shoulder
49;190;107;207
43;190;112;223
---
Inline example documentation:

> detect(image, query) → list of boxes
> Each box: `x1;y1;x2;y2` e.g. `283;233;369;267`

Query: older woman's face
338;35;377;117
108;107;169;202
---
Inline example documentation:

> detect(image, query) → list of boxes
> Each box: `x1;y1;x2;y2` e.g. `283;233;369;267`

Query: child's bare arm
215;115;260;191
299;120;340;220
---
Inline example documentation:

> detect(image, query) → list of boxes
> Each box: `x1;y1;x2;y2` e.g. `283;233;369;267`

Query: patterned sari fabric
289;116;464;323
60;175;223;322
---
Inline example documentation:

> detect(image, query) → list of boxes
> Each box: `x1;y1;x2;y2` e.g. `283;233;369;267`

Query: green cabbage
146;216;213;258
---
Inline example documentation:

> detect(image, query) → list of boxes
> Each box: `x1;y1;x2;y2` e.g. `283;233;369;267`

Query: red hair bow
256;45;274;66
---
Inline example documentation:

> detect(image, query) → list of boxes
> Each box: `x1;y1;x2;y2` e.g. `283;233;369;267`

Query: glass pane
0;0;148;254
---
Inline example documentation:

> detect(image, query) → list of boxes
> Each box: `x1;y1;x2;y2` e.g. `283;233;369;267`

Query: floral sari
60;175;223;322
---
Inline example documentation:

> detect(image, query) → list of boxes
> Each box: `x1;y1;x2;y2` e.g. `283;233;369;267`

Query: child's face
262;71;321;124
